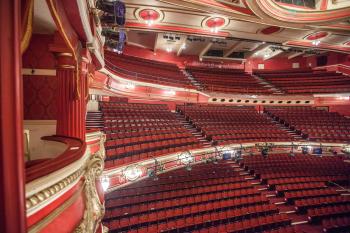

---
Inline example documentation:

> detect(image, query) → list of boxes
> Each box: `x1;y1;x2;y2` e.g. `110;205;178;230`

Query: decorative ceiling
105;0;350;59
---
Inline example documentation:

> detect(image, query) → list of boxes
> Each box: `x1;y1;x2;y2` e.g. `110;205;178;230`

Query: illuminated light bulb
166;47;172;53
312;40;321;46
337;96;349;100
210;27;219;33
179;151;194;165
125;83;135;89
164;90;176;96
146;20;154;26
100;176;110;191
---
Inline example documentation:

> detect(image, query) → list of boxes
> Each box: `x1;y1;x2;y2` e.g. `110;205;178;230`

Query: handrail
105;59;188;86
105;61;271;94
25;135;86;183
328;181;350;193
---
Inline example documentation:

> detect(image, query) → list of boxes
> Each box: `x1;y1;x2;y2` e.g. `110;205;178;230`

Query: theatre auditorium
2;0;350;232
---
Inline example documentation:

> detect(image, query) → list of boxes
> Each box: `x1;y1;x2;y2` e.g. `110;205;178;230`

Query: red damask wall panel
22;34;56;69
23;75;58;120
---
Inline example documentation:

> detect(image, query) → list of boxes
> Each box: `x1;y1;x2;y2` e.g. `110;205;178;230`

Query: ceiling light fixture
312;40;321;46
210;27;219;33
145;19;154;26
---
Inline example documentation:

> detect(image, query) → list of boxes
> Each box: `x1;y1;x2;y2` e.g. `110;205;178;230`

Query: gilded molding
28;185;84;233
57;65;76;69
26;132;106;232
57;52;74;57
74;133;106;232
47;0;81;99
26;166;85;210
21;0;34;54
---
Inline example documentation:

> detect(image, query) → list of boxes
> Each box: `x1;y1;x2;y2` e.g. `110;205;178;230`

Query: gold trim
26;167;85;210
47;0;81;99
81;56;90;63
21;0;34;54
57;53;74;57
57;65;76;69
28;184;85;233
86;73;93;101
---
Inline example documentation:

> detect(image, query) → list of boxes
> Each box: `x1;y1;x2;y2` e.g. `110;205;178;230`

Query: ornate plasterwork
26;131;107;233
75;133;106;233
26;165;85;211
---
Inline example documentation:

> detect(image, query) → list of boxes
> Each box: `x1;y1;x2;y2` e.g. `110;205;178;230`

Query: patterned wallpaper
23;75;58;120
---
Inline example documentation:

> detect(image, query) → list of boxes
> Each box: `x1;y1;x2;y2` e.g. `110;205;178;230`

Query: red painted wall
306;52;350;68
246;56;310;71
122;45;350;71
122;45;243;69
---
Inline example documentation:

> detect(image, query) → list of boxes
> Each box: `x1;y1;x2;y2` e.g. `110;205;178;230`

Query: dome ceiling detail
104;0;350;56
304;31;329;40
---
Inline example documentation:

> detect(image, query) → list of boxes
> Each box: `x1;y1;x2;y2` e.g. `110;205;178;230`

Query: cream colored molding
23;120;57;125
103;140;347;193
26;131;106;220
28;185;85;233
26;166;85;216
100;68;205;94
22;68;56;76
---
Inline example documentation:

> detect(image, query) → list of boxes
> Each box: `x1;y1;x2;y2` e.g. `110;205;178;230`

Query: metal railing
104;59;190;87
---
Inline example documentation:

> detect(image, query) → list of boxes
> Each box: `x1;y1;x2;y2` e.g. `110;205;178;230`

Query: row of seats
322;216;350;233
187;66;272;94
267;175;349;187
101;102;203;168
308;204;350;223
104;52;350;94
265;106;350;143
241;153;350;231
103;161;293;233
104;151;350;232
105;194;269;219
295;195;350;213
177;105;293;145
254;69;350;94
105;51;193;88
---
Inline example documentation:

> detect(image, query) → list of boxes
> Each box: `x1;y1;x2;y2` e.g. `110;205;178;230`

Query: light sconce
164;90;176;96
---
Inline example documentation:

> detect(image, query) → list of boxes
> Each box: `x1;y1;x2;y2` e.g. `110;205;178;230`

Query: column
0;0;27;232
56;53;86;140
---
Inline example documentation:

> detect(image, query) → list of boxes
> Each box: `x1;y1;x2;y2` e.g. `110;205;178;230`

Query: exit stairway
251;73;285;95
264;113;305;141
86;111;104;130
181;69;204;91
174;112;212;148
